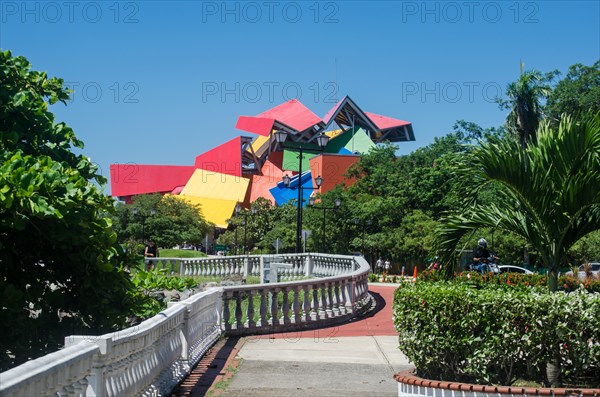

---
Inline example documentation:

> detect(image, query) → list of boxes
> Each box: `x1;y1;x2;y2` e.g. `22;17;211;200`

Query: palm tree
499;66;556;147
437;113;600;292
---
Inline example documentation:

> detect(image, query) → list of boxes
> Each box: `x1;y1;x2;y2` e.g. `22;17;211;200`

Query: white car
498;265;534;275
565;262;600;279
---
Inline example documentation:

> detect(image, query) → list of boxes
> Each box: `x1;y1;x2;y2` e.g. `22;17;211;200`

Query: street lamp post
275;130;329;253
235;203;257;255
235;203;242;254
309;197;341;253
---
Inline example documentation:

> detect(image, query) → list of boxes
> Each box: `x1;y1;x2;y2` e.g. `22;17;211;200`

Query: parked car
498;265;534;274
565;262;600;279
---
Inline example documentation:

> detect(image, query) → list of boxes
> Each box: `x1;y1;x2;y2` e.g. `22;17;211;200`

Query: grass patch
160;249;207;258
206;361;241;397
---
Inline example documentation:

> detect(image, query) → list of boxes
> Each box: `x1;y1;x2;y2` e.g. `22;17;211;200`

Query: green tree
437;114;600;292
0;50;135;370
497;66;558;146
111;194;212;251
546;60;600;122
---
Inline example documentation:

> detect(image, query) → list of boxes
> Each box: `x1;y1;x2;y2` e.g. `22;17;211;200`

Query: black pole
322;205;326;253
244;216;247;255
296;146;303;253
235;227;238;255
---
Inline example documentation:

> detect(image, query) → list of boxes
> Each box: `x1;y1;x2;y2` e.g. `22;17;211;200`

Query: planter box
395;369;600;397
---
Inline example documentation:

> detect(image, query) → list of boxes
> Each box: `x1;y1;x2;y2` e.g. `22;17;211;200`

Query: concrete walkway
171;284;411;397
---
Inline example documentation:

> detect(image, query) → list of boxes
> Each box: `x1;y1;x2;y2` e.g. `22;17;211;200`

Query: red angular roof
194;136;243;177
364;111;411;130
237;99;322;135
110;164;196;197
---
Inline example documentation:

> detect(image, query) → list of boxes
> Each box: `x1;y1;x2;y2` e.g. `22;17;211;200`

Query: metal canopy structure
322;95;415;143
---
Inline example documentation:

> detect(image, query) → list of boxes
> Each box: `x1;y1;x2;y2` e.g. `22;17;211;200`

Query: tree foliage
110;194;212;251
0;50;136;370
436;114;600;290
546;60;600;121
497;67;558;146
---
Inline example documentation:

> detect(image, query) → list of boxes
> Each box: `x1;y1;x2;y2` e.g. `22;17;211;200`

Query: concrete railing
0;289;222;397
0;253;370;397
148;253;356;281
221;254;371;335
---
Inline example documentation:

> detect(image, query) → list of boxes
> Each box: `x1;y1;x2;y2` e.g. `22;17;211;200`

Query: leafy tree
546;60;600;121
437;114;600;292
0;50;135;370
111;194;212;251
497;67;558;146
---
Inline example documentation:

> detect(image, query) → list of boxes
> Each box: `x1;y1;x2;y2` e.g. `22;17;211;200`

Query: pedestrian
376;257;383;274
401;264;406;277
144;239;159;271
384;259;391;276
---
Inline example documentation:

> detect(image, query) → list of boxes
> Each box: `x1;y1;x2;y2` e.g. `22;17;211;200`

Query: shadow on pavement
170;336;241;397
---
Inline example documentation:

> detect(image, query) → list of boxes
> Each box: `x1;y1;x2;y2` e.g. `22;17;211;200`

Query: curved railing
221;253;371;335
0;253;371;397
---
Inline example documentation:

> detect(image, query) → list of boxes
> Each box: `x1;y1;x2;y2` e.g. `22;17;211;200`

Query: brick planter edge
394;368;600;397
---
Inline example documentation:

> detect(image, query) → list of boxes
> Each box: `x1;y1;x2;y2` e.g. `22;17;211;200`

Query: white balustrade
1;254;370;396
220;254;371;336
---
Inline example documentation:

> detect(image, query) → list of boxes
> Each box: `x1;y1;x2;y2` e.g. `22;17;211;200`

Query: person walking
376;257;383;274
384;259;391;276
144;239;159;271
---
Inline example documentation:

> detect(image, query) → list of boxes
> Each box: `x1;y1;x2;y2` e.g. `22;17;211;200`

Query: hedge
418;270;600;293
393;282;600;386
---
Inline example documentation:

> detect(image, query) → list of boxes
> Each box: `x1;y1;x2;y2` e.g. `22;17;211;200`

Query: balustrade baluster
258;289;267;327
332;281;341;316
270;289;279;326
339;280;349;315
319;284;328;319
235;293;243;330
292;286;301;324
281;287;291;325
302;285;311;322
246;290;255;328
312;287;320;321
325;282;334;318
222;292;232;331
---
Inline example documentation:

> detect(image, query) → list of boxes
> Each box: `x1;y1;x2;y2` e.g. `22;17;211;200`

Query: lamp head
314;175;323;188
274;130;287;144
316;133;329;148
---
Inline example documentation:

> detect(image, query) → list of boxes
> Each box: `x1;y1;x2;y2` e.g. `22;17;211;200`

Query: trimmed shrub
393;282;600;386
417;270;600;293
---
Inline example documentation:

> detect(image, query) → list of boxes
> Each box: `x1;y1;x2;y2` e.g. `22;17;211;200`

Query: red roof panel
257;99;322;132
194;136;243;177
110;164;196;197
235;116;275;136
364;111;411;130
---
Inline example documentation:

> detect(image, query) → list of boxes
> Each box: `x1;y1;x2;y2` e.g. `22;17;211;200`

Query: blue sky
1;1;599;191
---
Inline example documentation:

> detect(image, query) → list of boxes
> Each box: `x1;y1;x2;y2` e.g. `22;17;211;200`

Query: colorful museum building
110;96;415;228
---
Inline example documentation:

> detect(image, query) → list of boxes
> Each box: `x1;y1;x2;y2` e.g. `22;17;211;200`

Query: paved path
171;284;411;397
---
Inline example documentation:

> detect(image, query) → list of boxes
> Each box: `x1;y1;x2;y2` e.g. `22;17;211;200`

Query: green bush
393;282;600;386
129;269;198;318
418;270;600;293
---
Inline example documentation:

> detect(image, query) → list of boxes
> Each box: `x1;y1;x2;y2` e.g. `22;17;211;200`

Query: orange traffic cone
412;266;418;282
